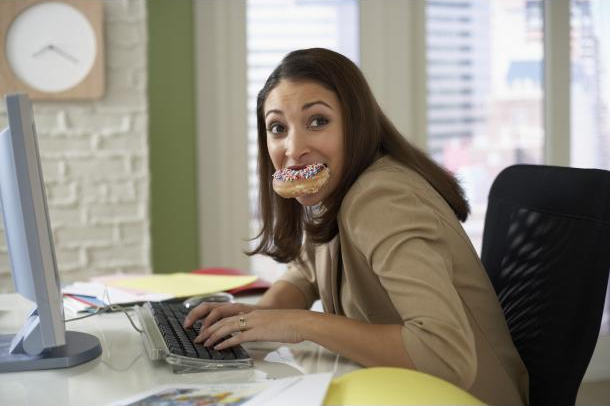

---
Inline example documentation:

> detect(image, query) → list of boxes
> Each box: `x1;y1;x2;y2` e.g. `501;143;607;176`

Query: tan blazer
279;156;529;405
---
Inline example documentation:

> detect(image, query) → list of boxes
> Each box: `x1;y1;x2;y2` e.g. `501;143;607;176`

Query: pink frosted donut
272;163;330;198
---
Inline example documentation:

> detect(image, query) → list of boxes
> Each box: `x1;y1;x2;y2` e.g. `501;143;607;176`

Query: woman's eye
267;123;286;134
309;116;329;129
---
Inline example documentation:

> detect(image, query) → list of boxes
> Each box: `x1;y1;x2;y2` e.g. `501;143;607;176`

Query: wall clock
0;0;104;100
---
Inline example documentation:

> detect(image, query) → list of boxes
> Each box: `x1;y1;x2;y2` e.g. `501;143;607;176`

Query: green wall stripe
148;1;199;274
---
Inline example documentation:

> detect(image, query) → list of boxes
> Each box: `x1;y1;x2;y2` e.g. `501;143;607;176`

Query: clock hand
31;44;54;58
31;44;79;64
50;45;79;64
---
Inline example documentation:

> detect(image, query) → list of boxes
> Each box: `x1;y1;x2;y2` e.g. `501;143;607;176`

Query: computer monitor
0;93;101;372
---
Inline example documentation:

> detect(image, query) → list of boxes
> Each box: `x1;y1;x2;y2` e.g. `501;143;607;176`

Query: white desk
0;294;360;406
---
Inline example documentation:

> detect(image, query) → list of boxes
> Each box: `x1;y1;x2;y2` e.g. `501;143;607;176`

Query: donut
272;163;330;198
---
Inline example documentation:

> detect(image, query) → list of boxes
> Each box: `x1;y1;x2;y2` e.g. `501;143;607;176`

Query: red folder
191;267;271;296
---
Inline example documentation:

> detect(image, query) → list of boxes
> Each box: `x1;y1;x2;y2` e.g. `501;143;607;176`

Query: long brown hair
247;48;469;263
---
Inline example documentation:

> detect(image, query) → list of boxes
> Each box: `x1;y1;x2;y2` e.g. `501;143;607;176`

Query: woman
184;48;528;405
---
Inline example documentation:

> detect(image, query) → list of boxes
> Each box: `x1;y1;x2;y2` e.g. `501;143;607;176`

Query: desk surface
0;294;360;406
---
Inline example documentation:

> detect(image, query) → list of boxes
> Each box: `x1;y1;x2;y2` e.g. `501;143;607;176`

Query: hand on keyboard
149;301;250;362
193;307;309;350
183;302;265;330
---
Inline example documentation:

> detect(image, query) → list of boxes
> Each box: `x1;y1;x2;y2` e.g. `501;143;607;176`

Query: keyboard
135;301;253;373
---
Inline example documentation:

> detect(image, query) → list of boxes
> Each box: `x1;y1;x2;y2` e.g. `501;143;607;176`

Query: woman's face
264;80;345;206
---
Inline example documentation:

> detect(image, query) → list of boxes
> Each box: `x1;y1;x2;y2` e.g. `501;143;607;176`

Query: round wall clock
0;0;105;100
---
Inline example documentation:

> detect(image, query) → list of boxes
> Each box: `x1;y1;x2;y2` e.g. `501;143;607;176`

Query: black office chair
480;164;610;406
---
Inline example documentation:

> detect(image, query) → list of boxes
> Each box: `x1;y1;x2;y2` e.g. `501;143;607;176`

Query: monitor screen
0;93;101;372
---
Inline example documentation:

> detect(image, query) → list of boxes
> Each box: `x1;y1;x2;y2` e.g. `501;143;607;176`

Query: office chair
480;164;610;406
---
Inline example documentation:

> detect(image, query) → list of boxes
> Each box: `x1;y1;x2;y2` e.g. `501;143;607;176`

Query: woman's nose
284;129;310;160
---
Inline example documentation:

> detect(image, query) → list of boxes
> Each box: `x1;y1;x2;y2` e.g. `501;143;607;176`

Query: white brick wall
0;0;151;292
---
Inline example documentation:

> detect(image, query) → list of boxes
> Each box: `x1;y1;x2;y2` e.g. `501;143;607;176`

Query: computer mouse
182;292;235;309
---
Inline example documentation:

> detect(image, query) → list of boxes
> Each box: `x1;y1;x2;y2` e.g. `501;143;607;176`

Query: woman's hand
194;309;312;350
182;302;263;330
185;301;414;370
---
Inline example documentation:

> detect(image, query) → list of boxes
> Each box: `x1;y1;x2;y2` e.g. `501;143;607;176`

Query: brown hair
247;48;469;263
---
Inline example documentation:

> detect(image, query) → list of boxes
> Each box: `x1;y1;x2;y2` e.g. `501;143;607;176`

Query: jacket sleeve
341;174;477;390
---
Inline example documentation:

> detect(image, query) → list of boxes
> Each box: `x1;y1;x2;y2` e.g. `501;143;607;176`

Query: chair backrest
480;164;610;406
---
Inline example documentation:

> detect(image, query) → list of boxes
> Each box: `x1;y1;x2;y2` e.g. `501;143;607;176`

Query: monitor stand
0;331;102;373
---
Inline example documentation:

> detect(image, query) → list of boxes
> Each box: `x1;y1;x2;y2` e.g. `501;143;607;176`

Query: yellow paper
106;273;257;297
324;367;486;406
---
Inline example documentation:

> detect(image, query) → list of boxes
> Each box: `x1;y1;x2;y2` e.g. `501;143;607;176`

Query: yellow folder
324;367;485;405
105;273;257;298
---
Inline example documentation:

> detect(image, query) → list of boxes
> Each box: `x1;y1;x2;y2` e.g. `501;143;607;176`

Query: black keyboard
148;301;250;361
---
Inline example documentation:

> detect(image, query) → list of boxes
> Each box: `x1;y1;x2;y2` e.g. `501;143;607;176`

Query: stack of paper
62;272;257;313
101;273;257;297
62;281;173;313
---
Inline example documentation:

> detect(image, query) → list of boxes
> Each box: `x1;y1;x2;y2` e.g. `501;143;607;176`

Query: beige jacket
279;156;529;405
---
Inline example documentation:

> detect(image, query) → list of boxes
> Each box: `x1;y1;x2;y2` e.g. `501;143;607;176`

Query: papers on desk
103;273;257;297
61;272;257;313
106;373;333;406
62;281;172;313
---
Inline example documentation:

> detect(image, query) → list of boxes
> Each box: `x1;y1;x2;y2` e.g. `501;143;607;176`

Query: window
246;0;358;281
571;0;610;334
427;0;608;337
571;0;610;171
426;0;544;253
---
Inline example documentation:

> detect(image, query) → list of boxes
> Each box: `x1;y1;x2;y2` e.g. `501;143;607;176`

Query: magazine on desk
106;372;333;406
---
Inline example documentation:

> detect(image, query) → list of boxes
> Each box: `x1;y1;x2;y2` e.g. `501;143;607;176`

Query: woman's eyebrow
265;109;283;118
265;100;332;118
302;100;333;111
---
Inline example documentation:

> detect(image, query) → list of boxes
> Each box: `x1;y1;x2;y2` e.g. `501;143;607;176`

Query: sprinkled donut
272;163;330;198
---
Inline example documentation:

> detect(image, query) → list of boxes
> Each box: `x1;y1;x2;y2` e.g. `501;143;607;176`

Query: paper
104;273;258;297
63;295;92;314
61;273;257;313
107;382;269;406
62;281;172;305
106;373;333;406
259;373;334;406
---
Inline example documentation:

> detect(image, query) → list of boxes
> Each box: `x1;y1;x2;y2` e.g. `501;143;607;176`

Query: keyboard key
222;348;236;360
208;347;225;360
232;345;250;359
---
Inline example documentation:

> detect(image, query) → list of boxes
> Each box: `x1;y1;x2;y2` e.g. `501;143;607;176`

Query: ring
239;316;247;332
